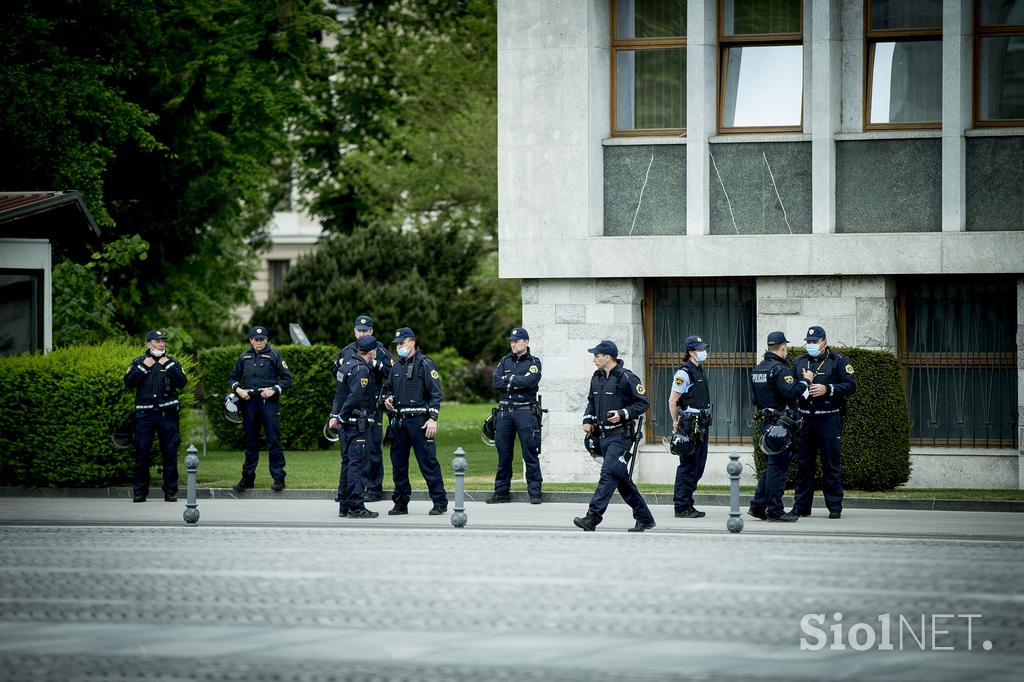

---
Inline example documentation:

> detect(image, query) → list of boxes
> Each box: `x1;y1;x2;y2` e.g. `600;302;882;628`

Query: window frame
863;0;943;131
973;1;1024;127
717;0;804;134
610;0;687;137
268;259;290;295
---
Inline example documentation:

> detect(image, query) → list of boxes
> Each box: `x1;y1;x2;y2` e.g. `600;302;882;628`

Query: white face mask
805;343;821;357
695;350;708;362
151;349;165;358
397;346;410;358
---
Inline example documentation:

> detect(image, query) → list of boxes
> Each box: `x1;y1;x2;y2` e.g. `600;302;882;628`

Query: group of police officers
124;317;856;531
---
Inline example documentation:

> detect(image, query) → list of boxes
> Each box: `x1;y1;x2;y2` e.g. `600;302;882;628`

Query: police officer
331;315;392;502
329;335;380;519
123;330;188;503
790;325;857;519
748;332;813;522
487;327;543;505
382;327;448;515
573;340;655;533
668;335;712;519
228;326;293;492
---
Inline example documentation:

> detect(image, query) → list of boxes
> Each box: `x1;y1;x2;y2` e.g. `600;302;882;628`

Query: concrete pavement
0;497;1021;681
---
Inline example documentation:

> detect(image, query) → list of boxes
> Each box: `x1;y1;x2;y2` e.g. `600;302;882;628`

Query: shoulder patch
360;377;368;388
635;383;646;395
430;369;440;380
846;364;854;374
281;360;289;369
528;365;539;374
784;375;794;384
674;376;683;386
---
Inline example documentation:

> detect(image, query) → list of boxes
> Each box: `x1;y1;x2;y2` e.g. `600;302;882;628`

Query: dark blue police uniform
123;331;187;502
332;316;392;499
748;335;811;520
490;327;543;500
228;327;293;489
386;328;447;513
575;341;654;531
670;335;712;517
790;326;857;517
330;337;379;517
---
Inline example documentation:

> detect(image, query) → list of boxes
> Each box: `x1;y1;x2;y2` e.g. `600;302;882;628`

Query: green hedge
752;347;911;491
196;344;337;451
0;341;196;487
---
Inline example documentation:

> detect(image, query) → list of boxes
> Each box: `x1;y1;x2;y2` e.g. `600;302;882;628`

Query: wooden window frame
717;0;804;134
610;0;687;137
863;1;943;131
973;1;1024;127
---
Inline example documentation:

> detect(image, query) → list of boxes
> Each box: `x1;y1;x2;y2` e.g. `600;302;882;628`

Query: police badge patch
529;365;539;373
784;375;794;383
430;369;440;379
360;377;369;388
636;384;646;395
846;364;855;374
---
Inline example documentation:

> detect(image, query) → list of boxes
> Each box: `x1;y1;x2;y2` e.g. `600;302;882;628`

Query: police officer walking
487;327;543;505
329;335;381;519
748;332;813;522
331;315;392;502
790;326;857;519
573;340;655;533
668;335;712;519
229;326;293;492
123;330;188;503
383;327;448;515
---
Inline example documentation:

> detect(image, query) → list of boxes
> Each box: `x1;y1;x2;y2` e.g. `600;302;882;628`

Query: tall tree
0;0;337;345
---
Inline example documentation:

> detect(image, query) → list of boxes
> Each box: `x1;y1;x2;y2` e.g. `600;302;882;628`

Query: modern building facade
497;0;1024;488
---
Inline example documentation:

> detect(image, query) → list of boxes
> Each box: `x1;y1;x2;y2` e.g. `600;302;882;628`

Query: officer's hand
808;383;828;397
260;387;276;399
582;424;594;435
423;418;437;439
672;417;679;432
384;396;394;411
236;387;251;400
142;356;156;368
157;356;169;365
329;417;340;430
606;410;621;424
801;368;814;382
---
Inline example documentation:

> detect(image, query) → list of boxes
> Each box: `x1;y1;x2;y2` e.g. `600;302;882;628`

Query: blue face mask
695;350;708;362
397;346;410;358
805;343;821;357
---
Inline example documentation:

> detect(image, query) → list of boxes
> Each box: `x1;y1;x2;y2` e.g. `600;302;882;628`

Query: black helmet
110;412;134;449
223;393;242;424
584;434;602;460
669;430;695;458
482;413;496;446
759;423;791;456
323;418;340;443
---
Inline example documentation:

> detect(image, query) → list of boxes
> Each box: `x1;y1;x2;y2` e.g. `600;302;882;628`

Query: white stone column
810;0;841;234
685;0;716;236
522;278;644;482
1018;278;1024;490
839;1;864;133
941;0;971;232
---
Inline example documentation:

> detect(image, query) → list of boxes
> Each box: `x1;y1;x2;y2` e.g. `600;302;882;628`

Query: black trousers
240;397;285;481
390;414;448;507
673;435;708;512
793;414;843;514
586;432;653;525
493;408;543;496
750;446;793;518
132;409;180;498
338;425;369;512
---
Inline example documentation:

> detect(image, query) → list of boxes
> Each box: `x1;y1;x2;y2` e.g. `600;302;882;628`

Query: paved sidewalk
0;498;1021;681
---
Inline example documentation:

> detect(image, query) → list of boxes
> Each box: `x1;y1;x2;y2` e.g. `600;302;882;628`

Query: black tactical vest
676;360;711;410
751;353;785;410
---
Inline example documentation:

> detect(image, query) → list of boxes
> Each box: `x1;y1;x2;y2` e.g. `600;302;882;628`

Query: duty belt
396;407;428;415
499;402;534;411
798;407;841;415
344;416;376;424
135;399;180;410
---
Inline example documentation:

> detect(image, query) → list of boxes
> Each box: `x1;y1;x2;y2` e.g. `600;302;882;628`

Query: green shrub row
752;347;911;492
0;341;196;487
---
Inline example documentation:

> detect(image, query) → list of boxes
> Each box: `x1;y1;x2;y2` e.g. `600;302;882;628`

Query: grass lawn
186;402;1024;500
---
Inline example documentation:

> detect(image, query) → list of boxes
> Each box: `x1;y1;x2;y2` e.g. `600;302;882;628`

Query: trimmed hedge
197;344;338;451
752;347;911;492
0;341;196;487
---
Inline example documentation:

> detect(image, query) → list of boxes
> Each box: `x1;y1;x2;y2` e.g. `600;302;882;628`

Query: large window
268;259;290;294
865;0;942;129
611;0;687;136
719;0;803;132
644;279;757;444
0;270;43;356
975;0;1024;125
897;277;1019;448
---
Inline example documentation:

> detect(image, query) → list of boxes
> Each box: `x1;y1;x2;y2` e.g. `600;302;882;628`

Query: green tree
0;0;337;344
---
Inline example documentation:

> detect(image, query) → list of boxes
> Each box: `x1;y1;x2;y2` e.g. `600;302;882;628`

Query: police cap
146;330;167;342
249;326;269;340
393;327;416;343
354;315;374;331
767;331;790;345
507;327;529;341
587;340;618;357
356;335;377;352
684;335;708;351
804;326;826;342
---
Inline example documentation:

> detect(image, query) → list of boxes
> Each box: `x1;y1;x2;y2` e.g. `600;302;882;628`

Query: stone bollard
451;447;467;528
726;449;743;534
183;443;200;526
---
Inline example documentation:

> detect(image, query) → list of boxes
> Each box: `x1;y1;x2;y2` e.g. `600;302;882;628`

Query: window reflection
869;40;941;124
616;0;686;39
722;0;800;35
721;45;802;128
868;0;941;30
979;36;1024;121
617;48;686;130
